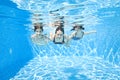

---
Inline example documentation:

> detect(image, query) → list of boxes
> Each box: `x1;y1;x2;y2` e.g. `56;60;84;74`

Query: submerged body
71;30;84;40
50;27;69;45
50;16;69;45
69;24;96;40
31;33;50;45
31;23;50;45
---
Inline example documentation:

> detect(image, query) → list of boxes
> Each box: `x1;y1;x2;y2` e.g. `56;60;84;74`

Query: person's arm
31;34;51;45
31;34;37;44
31;34;36;38
64;35;71;47
84;30;96;35
68;31;77;40
42;34;52;41
49;32;54;41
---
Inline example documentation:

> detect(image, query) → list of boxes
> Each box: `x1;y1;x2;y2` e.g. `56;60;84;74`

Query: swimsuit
72;37;81;40
53;36;64;44
72;31;84;40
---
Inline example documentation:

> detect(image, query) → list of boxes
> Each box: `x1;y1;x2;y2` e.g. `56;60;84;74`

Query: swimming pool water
0;0;120;80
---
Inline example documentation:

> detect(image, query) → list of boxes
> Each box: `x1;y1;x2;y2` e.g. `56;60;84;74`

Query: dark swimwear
72;37;81;40
72;31;84;40
53;36;64;44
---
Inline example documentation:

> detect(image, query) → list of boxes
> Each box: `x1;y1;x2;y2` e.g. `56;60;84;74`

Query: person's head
71;24;84;31
55;30;64;39
34;23;43;34
54;27;64;43
55;27;64;34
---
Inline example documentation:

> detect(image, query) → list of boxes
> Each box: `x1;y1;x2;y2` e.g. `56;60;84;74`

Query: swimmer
69;24;96;40
50;19;69;46
31;23;50;45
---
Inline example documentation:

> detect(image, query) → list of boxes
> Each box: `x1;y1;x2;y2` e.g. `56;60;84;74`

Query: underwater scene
0;0;120;80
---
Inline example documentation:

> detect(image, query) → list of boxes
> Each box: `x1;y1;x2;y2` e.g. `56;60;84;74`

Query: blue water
0;0;120;80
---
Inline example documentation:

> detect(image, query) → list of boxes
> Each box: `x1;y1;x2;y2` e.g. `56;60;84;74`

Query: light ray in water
10;0;120;79
10;56;120;80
